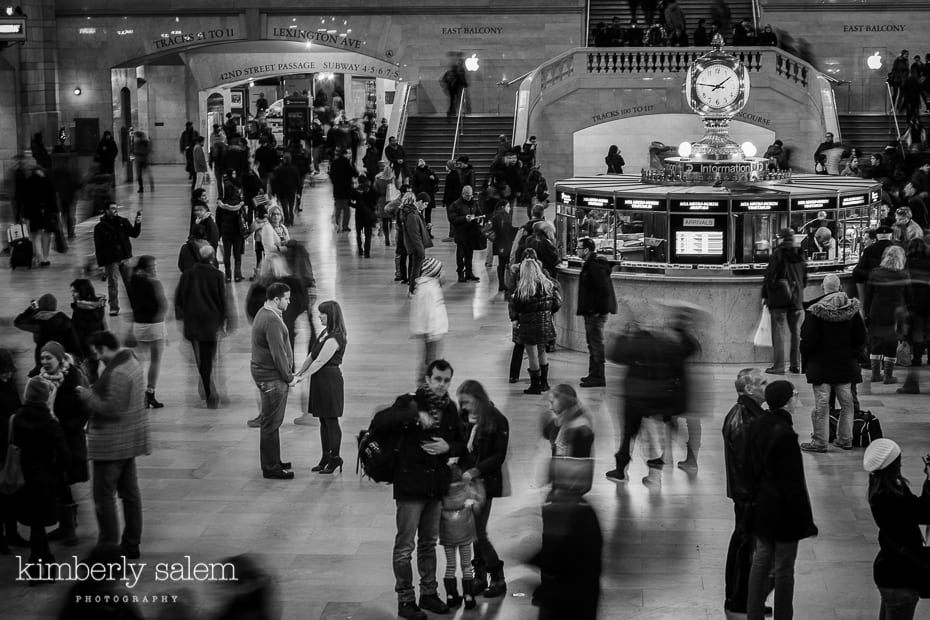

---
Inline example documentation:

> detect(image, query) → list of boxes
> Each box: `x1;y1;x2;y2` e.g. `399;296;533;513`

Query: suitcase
6;223;27;245
9;237;33;269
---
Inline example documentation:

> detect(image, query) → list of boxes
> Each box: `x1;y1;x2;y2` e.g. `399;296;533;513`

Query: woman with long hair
260;205;290;256
863;438;930;620
605;145;625;174
456;380;509;599
510;255;561;394
69;278;106;382
864;245;912;385
37;341;87;547
295;300;347;474
215;169;247;282
128;255;168;408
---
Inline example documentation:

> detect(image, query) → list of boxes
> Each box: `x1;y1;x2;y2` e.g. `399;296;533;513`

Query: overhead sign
792;196;838;210
0;17;25;41
618;197;665;211
840;193;869;208
670;199;727;212
577;194;612;209
732;198;789;212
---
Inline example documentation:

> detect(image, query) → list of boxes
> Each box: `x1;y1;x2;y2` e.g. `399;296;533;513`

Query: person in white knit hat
410;257;448;385
864;438;930;620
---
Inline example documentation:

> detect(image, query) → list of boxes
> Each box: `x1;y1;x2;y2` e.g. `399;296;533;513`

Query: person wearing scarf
37;341;88;547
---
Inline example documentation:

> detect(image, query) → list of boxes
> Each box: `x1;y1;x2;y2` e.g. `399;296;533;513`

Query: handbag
481;219;497;242
0;415;25;495
753;306;773;347
238;209;251;238
897;340;913;367
765;278;794;308
548;456;593;495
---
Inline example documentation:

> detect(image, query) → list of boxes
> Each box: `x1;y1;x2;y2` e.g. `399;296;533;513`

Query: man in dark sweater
250;282;296;479
383;359;465;620
576;237;617;387
174;245;228;409
93;202;142;316
329;147;357;232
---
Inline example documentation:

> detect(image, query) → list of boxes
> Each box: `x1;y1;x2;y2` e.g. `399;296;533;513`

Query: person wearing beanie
799;274;867;453
14;295;81;376
864;438;930;619
744;379;818;620
38;340;89;546
410;257;449;383
12;376;70;577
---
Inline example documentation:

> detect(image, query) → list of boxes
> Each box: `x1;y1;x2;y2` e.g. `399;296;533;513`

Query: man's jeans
393;499;441;603
811;383;853;448
256;379;289;473
747;536;798;620
334;198;351;230
770;308;802;370
583;314;608;379
105;260;132;313
878;587;919;620
93;458;143;549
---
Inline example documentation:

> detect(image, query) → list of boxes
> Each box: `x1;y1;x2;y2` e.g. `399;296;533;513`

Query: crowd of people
4;111;930;620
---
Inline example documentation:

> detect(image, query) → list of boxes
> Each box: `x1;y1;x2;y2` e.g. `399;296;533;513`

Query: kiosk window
733;212;787;263
577;208;614;259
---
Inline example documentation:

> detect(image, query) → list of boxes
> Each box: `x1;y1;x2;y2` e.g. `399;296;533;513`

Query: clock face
694;64;741;109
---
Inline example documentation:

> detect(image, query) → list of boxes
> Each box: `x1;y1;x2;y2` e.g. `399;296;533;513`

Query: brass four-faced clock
686;46;750;118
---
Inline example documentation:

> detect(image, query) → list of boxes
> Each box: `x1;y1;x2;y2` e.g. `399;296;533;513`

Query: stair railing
886;82;903;148
450;87;467;161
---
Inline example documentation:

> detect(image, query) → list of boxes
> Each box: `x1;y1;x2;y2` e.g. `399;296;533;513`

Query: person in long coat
69;278;107;382
37;341;87;546
174;245;229;408
864;245;911;385
14;293;81;376
0;349;26;551
14;377;70;579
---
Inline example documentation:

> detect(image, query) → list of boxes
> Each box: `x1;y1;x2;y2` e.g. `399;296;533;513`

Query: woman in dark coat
69;278;106;382
13;376;70;579
37;341;87;546
215;169;247;282
509;253;561;394
457;380;509;598
605;145;625;174
14;293;81;376
0;349;26;552
863;438;930;620
864;245;912;385
352;175;379;258
490;200;517;293
295;300;347;474
904;238;930;370
94;131;119;175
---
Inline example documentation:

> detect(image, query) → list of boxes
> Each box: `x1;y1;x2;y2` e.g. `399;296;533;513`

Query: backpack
829;409;883;447
356;394;417;483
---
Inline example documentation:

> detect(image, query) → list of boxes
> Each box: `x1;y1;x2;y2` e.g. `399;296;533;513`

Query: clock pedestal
689;117;744;161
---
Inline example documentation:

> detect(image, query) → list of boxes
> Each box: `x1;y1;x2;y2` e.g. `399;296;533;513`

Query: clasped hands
289;374;307;388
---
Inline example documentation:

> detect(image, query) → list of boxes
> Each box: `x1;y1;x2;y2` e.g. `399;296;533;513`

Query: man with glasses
576;237;617;388
813;132;835;167
744;380;818;620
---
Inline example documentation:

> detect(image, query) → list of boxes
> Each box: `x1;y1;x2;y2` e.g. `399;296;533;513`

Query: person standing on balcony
757;24;778;47
693;19;710;47
663;0;687;44
441;55;469;118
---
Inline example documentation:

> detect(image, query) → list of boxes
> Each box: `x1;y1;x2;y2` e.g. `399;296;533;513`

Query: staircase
838;114;900;156
402;115;514;198
588;0;754;39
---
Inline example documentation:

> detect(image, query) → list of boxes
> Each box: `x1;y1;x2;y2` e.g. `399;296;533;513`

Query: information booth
551;174;882;362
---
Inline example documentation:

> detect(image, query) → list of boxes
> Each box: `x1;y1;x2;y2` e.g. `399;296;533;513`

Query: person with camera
93;202;142;317
864;438;930;620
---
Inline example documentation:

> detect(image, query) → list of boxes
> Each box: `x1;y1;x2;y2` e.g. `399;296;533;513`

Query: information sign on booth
669;199;728;213
669;213;728;265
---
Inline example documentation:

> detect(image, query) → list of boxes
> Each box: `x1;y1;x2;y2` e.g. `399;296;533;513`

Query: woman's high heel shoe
145;391;164;409
311;454;330;472
319;456;343;474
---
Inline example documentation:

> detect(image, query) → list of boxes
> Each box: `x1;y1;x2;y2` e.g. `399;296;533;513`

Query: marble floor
1;168;930;619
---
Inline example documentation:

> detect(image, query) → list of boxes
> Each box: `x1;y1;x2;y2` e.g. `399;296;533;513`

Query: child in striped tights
440;465;485;610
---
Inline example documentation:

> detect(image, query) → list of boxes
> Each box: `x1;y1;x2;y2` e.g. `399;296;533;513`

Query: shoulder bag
0;415;25;494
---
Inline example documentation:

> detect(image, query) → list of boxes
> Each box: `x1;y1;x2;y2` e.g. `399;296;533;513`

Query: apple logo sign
465;54;480;72
867;51;882;70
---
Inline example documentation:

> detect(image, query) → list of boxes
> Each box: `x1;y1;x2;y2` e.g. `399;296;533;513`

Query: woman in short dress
128;255;168;408
295;300;346;474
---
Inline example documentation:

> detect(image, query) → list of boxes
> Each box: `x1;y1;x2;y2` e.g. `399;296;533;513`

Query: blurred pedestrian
410;257;448;383
864;245;911;386
129;256;168;409
14;294;81;376
0;349;26;552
